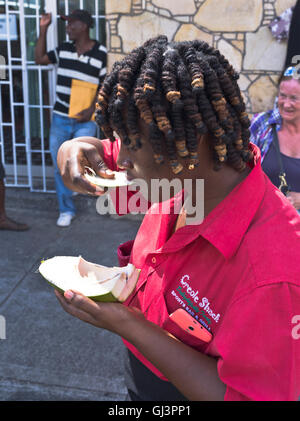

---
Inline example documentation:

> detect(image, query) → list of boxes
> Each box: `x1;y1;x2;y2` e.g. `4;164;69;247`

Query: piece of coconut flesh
39;256;139;302
84;166;133;187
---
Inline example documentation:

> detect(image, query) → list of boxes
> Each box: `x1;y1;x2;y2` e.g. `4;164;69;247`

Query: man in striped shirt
35;10;107;226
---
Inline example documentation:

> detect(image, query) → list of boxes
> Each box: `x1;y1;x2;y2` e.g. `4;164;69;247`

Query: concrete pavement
0;187;142;401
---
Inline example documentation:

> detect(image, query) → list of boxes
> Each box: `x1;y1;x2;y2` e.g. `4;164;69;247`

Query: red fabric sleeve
214;281;300;401
117;240;134;267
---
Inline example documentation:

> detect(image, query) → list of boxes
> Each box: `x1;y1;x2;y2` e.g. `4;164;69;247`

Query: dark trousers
124;349;188;401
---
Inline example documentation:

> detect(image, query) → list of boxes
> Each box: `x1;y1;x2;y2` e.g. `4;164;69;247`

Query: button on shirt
101;138;300;401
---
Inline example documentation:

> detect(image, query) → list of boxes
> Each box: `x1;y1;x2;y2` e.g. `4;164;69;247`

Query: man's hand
75;105;95;123
35;13;52;64
40;13;52;29
57;136;115;196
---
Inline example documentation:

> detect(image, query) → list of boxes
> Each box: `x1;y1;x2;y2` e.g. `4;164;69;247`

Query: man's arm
35;13;52;65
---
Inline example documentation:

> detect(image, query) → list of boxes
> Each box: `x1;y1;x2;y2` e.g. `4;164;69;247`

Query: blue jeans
49;112;97;215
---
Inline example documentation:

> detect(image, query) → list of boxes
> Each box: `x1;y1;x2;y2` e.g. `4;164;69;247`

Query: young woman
55;37;300;401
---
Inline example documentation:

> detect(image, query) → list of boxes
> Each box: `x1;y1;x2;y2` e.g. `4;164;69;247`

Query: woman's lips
281;108;294;116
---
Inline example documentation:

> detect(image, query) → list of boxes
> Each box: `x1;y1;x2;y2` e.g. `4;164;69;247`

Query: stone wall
105;0;297;115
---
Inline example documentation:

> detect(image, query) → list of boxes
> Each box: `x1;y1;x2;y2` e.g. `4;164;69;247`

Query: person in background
0;160;29;231
250;66;300;213
35;9;107;227
54;37;300;401
284;0;300;68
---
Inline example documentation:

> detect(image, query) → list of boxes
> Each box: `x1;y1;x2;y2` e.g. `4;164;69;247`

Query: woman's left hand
286;191;300;210
54;289;141;334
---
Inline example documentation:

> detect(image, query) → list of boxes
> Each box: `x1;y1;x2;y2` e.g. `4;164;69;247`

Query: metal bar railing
0;0;105;193
20;0;33;189
5;1;19;187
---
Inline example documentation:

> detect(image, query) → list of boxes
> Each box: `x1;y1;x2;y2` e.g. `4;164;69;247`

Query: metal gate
0;0;105;192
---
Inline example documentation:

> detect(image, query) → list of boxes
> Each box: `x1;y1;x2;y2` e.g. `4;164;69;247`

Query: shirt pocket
146;292;211;354
163;315;211;353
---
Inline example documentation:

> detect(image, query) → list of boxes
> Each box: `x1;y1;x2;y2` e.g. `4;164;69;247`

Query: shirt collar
268;102;282;127
197;143;266;259
160;144;266;259
70;40;98;54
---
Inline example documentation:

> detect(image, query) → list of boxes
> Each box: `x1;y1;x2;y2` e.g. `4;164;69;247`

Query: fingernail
105;169;114;175
95;186;105;193
64;290;74;300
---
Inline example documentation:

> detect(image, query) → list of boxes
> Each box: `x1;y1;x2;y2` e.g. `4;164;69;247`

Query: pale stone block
241;91;249;106
147;3;154;12
118;12;180;53
231;40;244;52
174;24;213;45
106;0;132;15
132;0;142;6
217;39;243;72
108;53;126;72
159;8;171;17
223;33;237;39
110;35;122;49
275;0;297;16
270;74;280;86
194;0;263;32
174;16;190;23
237;74;251;91
244;26;288;71
248;76;278;113
152;0;196;16
249;75;258;81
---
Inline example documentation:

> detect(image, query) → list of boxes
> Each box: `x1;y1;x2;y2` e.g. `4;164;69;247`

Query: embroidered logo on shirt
171;274;221;330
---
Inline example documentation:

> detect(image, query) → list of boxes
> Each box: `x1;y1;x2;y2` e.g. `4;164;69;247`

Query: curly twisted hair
95;36;253;174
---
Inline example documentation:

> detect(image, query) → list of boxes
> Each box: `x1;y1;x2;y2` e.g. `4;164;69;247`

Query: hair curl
95;36;253;173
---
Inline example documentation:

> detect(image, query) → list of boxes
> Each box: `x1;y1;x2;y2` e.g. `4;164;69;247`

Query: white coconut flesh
39;256;139;302
84;167;133;187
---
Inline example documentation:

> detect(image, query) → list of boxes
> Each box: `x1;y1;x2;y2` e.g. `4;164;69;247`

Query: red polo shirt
101;138;300;401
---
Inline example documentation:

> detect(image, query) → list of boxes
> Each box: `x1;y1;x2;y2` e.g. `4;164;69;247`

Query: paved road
0;187;142;401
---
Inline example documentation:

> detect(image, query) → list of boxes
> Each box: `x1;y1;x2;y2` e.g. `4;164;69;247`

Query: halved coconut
39;256;140;302
84;166;133;187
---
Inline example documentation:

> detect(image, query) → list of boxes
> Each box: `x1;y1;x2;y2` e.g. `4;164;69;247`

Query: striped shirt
250;104;282;163
47;40;107;117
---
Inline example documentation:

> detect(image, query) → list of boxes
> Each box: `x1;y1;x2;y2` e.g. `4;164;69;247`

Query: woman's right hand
57;137;115;196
